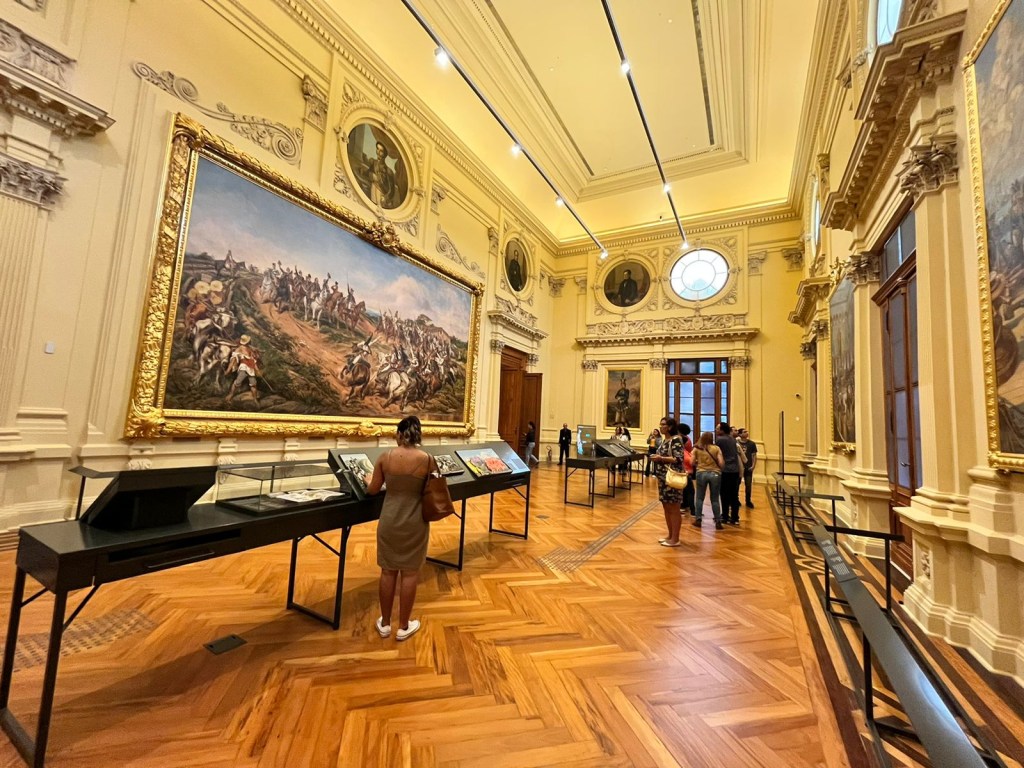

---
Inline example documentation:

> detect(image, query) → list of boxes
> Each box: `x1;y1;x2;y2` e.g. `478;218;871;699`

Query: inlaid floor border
536;499;660;572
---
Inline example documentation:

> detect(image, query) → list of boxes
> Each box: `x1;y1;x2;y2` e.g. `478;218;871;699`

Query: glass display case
215;461;349;515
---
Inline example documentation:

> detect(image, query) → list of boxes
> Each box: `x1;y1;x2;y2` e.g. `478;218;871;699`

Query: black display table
564;454;630;507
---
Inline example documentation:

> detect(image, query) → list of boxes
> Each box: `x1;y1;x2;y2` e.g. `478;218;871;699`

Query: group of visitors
649;419;758;546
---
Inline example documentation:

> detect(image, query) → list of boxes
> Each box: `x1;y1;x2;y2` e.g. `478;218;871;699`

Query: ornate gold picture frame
605;368;642;430
125;114;481;439
966;0;1024;469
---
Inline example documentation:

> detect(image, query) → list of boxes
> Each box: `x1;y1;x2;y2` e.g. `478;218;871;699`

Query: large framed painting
605;368;642;430
967;0;1024;469
125;114;481;438
829;276;855;450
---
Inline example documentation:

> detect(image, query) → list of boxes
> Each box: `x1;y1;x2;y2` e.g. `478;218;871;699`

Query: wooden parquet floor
0;466;850;767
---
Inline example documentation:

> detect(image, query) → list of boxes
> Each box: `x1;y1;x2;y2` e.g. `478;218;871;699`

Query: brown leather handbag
422;455;456;523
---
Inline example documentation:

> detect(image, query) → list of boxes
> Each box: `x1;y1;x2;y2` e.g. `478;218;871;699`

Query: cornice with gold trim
788;276;831;327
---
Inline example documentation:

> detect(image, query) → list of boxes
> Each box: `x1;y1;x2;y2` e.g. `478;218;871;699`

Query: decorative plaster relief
0;150;64;207
747;251;767;276
548;277;566;297
132;62;303;166
897;132;958;199
494;296;537;328
490;339;505;354
728;355;752;369
588;314;747;336
0;19;72;86
333;167;353;199
395;213;418;237
582;360;599;371
127;458;153;471
848;252;881;285
301;75;327;131
527;354;539;367
812;318;830;339
573;275;587;294
648;358;667;369
431;184;447;214
816;152;830;191
800;341;817;359
783;247;805;271
435;225;485;278
488;297;546;341
486;225;498;256
722;287;738;305
917;544;932;588
14;0;47;10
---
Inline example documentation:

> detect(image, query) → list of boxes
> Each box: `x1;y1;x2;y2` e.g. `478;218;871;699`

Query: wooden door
497;347;527;448
522;373;542;459
877;263;918;577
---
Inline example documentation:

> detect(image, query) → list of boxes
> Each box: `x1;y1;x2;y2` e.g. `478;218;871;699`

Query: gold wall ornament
965;0;1024;471
125;113;481;439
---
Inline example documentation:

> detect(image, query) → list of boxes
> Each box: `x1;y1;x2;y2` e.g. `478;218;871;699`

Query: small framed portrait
346;122;410;210
603;261;651;308
504;238;528;293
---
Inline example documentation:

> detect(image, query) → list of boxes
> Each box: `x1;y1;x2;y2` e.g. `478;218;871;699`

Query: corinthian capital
848;252;881;285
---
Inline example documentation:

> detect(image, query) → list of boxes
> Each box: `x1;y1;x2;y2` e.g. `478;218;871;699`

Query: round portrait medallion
504;239;528;292
346;123;410;210
602;261;651;308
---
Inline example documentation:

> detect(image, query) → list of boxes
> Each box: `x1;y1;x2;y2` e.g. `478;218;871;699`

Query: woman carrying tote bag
650;416;685;547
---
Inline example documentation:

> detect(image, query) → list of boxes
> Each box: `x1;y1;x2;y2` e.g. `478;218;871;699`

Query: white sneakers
396;619;421;641
376;617;421;641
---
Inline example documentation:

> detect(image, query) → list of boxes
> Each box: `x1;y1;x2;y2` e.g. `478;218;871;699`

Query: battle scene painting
969;0;1024;463
126;115;479;438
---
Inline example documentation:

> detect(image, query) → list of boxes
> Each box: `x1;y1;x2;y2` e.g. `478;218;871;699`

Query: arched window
669;248;730;302
876;0;903;46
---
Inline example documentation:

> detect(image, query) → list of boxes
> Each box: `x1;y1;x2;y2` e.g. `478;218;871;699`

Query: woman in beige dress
365;415;432;641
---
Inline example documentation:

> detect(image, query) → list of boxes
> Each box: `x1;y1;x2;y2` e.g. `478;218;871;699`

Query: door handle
899;462;909;467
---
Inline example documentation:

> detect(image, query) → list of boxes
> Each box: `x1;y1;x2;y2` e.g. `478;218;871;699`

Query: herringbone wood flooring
0;466;849;767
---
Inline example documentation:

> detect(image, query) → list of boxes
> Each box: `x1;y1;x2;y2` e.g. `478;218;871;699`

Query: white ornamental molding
0;24;111;137
578;314;757;347
487;226;498;257
800;341;817;360
487;296;547;341
782;247;805;272
333;167;354;199
548;277;566;297
0;151;64;207
527;353;539;367
436;225;485;278
490;339;506;354
431;184;447;214
896;132;958;199
301;75;327;131
728;355;752;369
396;213;419;237
848;252;881;285
811;318;830;339
648;358;667;369
573;275;587;294
747;251;767;276
0;19;72;86
581;360;599;371
132;62;302;165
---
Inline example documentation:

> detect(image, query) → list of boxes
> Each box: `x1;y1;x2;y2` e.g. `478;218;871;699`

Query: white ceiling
322;0;818;244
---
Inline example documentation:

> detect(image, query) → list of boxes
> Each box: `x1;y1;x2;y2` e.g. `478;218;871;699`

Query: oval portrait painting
346;123;410;210
504;238;528;293
603;260;651;307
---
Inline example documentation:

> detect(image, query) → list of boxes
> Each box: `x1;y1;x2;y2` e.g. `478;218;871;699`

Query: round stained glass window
669;249;730;302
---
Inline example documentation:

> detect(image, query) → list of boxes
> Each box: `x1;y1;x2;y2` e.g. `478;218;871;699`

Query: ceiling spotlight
599;249;608;260
620;59;631;74
555;196;564;207
663;183;671;194
511;143;522;157
682;239;690;249
434;46;450;67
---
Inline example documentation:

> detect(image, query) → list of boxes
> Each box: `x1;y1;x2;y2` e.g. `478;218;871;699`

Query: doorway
497;347;541;460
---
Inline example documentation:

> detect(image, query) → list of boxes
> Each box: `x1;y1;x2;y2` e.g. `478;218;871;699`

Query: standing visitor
558;422;572;466
365;415;431;641
715;422;741;525
645;428;661;476
680;423;695;518
651;417;685;547
738;427;758;508
692;431;725;529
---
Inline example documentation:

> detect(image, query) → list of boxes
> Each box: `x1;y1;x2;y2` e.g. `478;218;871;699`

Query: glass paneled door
875;213;919;577
666;359;730;434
